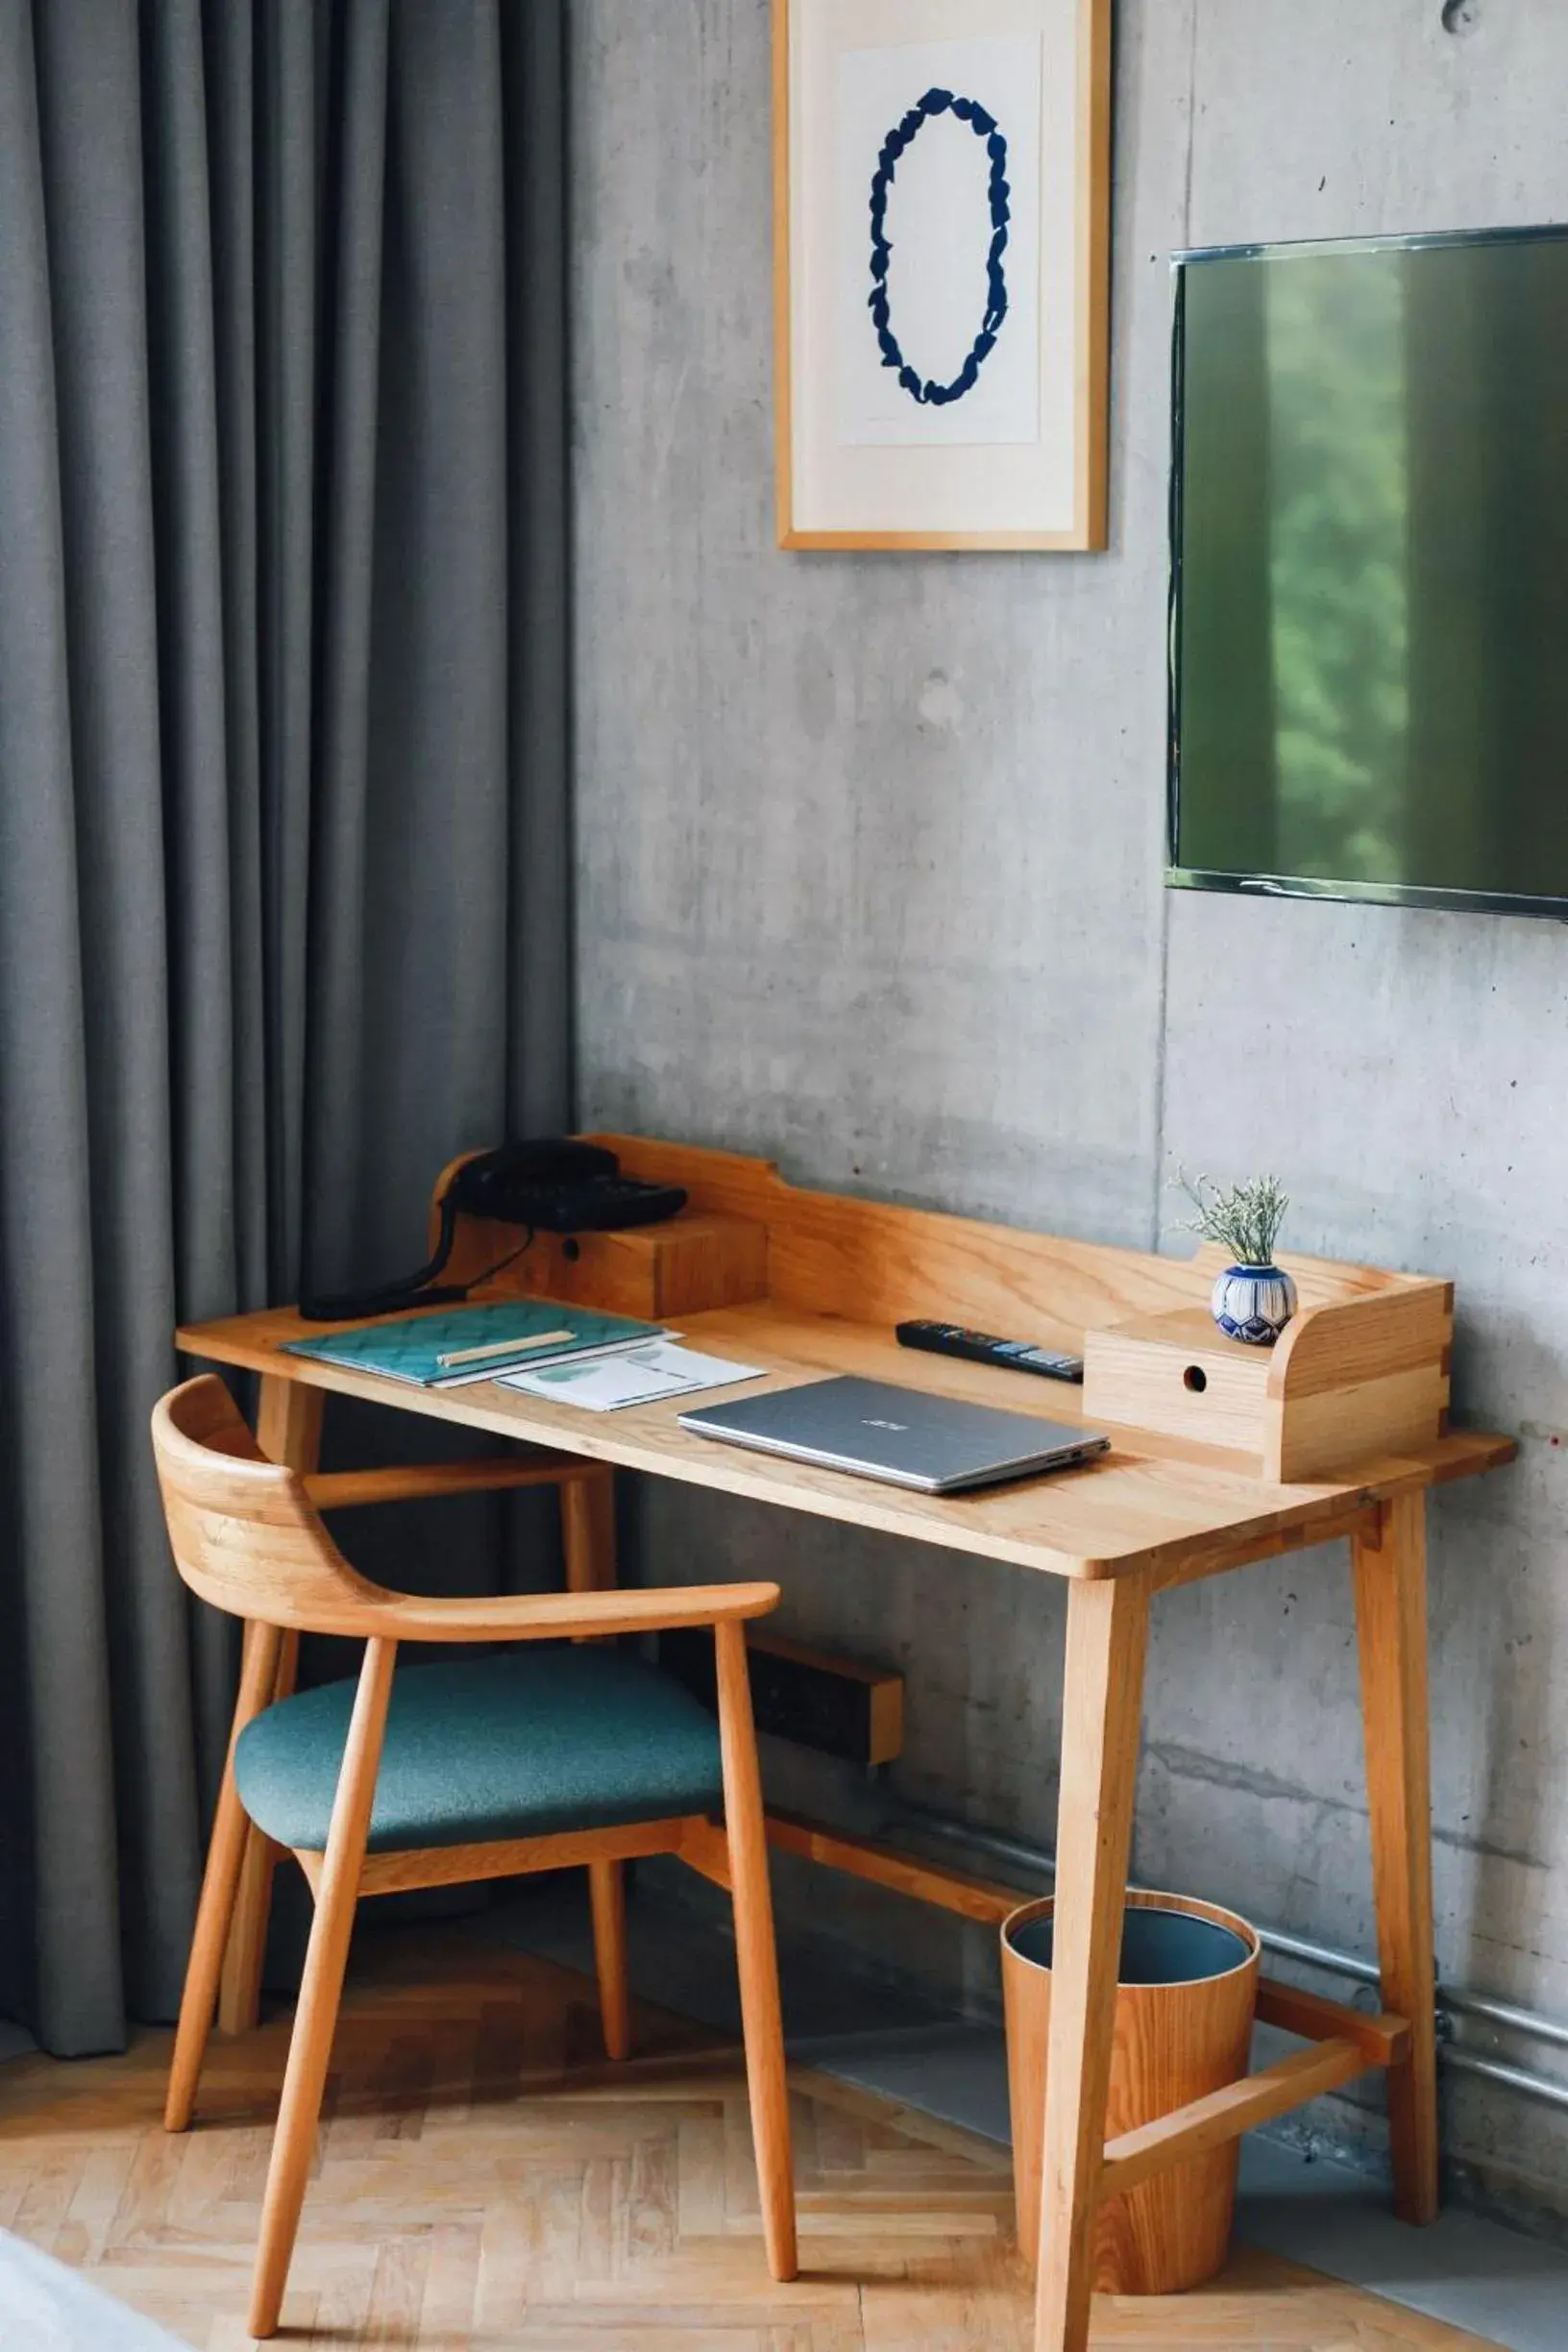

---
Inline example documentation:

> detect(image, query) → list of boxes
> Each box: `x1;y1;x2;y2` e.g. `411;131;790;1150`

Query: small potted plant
1180;1170;1296;1346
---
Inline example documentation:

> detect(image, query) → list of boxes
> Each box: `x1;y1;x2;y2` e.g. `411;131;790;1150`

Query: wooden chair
153;1374;796;2340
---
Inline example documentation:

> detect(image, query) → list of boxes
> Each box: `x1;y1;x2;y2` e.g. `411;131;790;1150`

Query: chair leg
564;1470;629;2061
165;1623;284;2132
589;1860;630;2061
222;1380;323;2037
218;1628;299;2034
715;1620;796;2283
248;1636;396;2342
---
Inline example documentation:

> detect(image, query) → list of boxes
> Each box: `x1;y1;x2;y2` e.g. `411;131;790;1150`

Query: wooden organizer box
1082;1267;1453;1483
431;1163;770;1322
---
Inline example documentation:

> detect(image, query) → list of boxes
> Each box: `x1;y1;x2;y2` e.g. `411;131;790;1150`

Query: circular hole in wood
1184;1365;1208;1393
562;1237;581;1262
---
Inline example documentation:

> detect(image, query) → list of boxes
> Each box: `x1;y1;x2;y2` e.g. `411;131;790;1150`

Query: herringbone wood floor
0;1922;1502;2350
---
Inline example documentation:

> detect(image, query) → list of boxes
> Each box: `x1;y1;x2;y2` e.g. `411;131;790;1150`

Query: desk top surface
177;1295;1512;1584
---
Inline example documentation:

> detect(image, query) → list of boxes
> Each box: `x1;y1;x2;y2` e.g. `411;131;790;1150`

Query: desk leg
561;1467;618;1602
217;1378;324;2037
562;1467;628;2059
1353;1491;1439;2224
1035;1571;1152;2352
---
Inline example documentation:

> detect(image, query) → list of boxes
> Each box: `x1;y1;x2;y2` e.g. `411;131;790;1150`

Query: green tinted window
1174;234;1568;905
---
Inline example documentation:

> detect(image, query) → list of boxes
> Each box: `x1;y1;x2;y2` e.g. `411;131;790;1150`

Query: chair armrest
308;1580;780;1643
304;1455;604;1510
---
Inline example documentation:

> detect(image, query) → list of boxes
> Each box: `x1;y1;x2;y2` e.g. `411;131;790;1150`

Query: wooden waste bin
1002;1889;1261;2293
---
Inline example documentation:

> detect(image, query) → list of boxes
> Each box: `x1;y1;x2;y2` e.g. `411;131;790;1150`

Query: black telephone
298;1140;688;1321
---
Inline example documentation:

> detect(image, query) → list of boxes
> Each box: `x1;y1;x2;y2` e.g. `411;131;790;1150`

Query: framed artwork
773;0;1111;551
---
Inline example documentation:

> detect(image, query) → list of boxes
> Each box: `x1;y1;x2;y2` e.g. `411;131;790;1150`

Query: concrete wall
569;0;1568;2224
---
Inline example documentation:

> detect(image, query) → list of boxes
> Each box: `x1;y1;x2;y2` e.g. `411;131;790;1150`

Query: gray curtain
0;0;570;2057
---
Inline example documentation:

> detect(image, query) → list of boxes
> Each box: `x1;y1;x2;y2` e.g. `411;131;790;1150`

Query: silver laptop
678;1375;1110;1494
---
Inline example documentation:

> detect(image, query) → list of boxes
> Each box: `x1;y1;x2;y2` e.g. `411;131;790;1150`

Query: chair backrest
153;1376;387;1630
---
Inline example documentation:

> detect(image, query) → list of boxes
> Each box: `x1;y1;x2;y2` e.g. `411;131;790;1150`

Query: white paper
501;1340;767;1414
835;35;1041;447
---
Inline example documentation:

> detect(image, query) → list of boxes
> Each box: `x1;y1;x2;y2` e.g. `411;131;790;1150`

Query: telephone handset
298;1140;688;1322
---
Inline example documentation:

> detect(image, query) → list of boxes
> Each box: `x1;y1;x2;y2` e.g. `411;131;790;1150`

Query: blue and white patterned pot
1212;1262;1297;1346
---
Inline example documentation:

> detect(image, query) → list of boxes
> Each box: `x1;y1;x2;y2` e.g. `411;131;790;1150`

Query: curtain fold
0;0;569;2056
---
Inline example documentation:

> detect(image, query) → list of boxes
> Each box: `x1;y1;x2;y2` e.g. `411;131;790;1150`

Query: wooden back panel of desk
588;1135;1432;1330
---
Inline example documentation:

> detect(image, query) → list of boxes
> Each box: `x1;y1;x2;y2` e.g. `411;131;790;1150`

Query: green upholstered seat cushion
233;1644;723;1855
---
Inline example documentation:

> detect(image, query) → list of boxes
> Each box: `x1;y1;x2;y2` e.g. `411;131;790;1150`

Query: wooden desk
178;1137;1513;2352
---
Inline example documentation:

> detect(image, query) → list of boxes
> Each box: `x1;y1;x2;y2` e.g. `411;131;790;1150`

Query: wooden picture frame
774;0;1111;551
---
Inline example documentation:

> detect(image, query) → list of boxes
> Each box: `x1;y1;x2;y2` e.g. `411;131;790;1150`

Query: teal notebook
283;1298;664;1389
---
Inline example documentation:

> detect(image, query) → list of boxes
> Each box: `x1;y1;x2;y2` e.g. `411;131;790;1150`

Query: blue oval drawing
868;87;1011;408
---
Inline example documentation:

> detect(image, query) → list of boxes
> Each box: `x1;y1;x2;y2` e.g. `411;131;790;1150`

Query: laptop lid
678;1375;1110;1494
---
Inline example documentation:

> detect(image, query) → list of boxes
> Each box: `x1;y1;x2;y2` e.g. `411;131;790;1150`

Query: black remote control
895;1319;1085;1384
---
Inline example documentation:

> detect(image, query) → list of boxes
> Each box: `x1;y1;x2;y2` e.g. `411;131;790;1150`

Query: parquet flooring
0;1923;1505;2349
